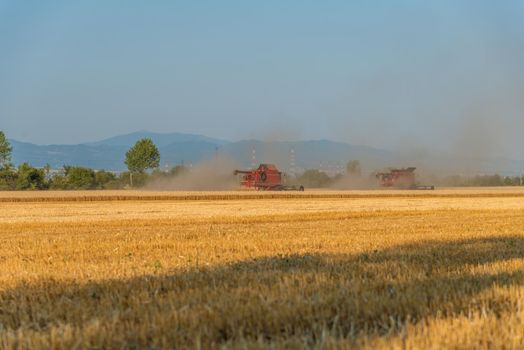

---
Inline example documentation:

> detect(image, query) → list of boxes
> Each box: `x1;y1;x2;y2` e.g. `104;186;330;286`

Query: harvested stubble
1;189;524;349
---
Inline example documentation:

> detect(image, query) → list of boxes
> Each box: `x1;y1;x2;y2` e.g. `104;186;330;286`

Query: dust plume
146;156;240;191
326;2;524;176
330;173;378;190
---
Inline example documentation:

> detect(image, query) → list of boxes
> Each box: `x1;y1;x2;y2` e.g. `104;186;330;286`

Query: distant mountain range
87;131;229;148
9;131;392;173
9;131;524;175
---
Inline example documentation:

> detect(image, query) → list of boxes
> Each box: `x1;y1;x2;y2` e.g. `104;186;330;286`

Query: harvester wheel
299;186;305;192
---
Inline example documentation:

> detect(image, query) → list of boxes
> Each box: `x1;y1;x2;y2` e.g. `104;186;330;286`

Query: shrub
0;166;17;190
95;170;117;189
49;174;69;190
65;166;97;190
16;163;47;190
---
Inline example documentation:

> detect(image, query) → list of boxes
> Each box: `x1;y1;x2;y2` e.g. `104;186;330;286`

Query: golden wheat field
2;189;524;349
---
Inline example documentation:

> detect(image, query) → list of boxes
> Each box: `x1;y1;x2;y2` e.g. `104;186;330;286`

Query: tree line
438;174;524;187
0;130;523;190
0;131;164;190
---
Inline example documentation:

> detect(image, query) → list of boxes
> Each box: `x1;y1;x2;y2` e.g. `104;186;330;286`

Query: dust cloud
330;174;378;190
327;3;524;176
146;156;240;191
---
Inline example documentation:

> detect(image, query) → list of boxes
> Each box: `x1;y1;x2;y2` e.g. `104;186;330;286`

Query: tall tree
125;138;160;173
0;131;12;168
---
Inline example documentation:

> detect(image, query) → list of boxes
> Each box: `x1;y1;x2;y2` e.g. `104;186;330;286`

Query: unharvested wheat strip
2;192;524;203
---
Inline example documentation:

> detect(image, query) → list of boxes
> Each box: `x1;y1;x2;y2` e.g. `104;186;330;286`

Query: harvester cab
234;164;304;191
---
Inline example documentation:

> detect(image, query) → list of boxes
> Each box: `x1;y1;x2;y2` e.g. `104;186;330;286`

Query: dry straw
1;189;524;349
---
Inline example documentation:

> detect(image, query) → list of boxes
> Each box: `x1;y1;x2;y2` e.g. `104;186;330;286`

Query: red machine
376;167;434;190
234;164;304;191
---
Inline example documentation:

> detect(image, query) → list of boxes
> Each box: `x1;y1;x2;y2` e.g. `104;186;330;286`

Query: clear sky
1;1;523;158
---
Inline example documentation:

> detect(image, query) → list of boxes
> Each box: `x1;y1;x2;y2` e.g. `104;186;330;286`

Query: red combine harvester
376;167;434;190
234;164;304;191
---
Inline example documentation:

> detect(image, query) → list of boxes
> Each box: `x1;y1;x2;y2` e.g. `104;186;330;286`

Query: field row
1;187;524;202
3;196;524;224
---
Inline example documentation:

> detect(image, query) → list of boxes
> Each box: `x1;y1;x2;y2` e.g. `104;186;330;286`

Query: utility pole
289;147;296;177
251;146;256;169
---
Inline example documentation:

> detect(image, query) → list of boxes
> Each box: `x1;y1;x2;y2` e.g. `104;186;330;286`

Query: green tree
125;138;160;187
95;170;118;189
49;174;69;190
16;163;46;190
0;167;17;190
0;131;16;189
0;131;13;168
504;176;521;186
125;138;160;173
65;166;97;189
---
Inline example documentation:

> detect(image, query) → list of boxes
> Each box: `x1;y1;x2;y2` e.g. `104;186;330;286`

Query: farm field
2;188;524;349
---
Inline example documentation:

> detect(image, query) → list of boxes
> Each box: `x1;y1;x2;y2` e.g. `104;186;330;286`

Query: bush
16;163;47;190
65;166;97;190
95;170;117;189
0;166;18;190
49;174;68;190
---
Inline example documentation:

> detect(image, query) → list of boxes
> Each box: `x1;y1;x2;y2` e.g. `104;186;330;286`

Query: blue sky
1;1;523;158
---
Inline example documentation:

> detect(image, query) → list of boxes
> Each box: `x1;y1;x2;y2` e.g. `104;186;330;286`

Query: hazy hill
8;131;524;175
9;132;391;172
88;131;229;148
10;140;128;170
